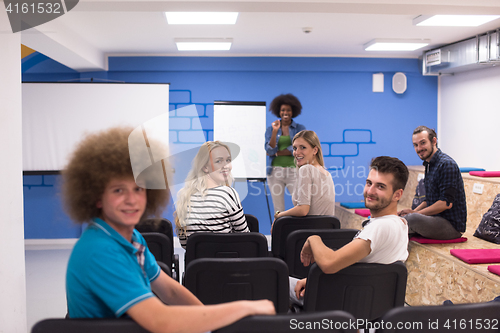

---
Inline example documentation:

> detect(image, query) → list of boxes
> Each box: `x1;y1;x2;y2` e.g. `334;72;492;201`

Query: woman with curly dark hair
265;93;306;216
63;127;274;332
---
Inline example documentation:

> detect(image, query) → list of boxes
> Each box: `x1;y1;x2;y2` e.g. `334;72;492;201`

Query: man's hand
300;237;317;267
294;278;307;299
398;208;414;216
247;300;276;316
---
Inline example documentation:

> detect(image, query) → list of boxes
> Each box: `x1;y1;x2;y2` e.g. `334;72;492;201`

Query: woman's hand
272;120;280;131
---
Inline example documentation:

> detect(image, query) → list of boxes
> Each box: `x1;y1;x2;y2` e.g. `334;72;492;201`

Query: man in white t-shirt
292;156;409;302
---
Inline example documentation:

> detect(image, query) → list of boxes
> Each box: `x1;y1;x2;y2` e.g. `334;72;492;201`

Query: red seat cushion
488;265;500;276
410;236;467;244
469;171;500;177
354;209;370;217
451;249;500;264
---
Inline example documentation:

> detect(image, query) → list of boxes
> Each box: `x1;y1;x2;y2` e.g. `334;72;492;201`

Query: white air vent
422;28;500;75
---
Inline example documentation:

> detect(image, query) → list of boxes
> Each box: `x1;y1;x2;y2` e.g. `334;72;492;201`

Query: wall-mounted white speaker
392;72;407;94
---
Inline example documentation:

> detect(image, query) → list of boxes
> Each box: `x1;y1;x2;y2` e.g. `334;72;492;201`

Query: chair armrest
173;254;180;282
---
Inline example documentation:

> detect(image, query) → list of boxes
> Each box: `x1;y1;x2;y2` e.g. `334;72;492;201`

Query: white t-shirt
356;214;409;264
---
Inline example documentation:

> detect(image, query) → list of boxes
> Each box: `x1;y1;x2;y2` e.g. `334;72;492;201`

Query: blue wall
23;56;437;238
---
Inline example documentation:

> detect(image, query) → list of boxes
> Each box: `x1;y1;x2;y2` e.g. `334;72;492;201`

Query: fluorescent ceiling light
364;39;430;51
175;38;233;51
165;12;238;24
414;15;500;27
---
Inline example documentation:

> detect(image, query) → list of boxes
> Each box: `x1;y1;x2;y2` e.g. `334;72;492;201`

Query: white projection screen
22;83;169;172
213;101;266;179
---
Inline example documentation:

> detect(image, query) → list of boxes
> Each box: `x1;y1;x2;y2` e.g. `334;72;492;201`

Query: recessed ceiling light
414;15;500;27
364;39;430;51
175;38;233;51
165;12;239;24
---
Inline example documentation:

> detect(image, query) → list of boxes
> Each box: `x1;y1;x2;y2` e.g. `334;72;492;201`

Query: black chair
378;302;500;333
271;215;341;259
136;218;179;281
184;257;289;313
303;261;407;322
141;232;179;281
214;310;357;333
285;229;359;278
135;217;174;237
244;214;260;232
185;232;269;268
31;318;150;333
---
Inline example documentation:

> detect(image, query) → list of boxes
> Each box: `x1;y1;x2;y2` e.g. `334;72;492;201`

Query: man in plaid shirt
399;126;466;239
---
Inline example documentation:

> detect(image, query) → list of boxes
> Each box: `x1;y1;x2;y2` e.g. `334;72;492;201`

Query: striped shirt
179;186;249;248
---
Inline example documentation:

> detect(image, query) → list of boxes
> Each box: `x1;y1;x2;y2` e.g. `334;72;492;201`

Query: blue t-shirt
66;218;161;318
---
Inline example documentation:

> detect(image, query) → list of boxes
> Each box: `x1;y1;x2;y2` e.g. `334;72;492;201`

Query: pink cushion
469;171;500;177
488;265;500;276
354;209;370;217
450;249;500;264
410;236;467;244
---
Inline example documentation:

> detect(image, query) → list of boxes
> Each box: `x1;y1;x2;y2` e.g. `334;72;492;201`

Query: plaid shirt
423;149;467;232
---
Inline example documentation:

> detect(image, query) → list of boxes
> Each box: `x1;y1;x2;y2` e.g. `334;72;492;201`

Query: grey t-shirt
292;164;335;215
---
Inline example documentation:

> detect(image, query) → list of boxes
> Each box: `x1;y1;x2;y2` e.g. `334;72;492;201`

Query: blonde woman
175;141;249;248
274;130;335;221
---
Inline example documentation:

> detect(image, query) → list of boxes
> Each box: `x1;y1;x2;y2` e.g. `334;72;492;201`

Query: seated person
64;127;274;333
291;156;409;304
398;126;466;240
273;130;335;223
174;141;249;249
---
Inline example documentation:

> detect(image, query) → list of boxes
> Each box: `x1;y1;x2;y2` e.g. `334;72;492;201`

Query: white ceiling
18;0;500;71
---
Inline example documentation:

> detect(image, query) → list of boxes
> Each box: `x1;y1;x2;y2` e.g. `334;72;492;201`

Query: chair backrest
141;232;173;265
285;229;359;279
185;232;269;267
155;261;172;276
135;217;174;240
214;310;357;333
184;257;289;313
378;302;500;333
303;261;407;321
271;215;340;259
244;214;260;233
31;318;150;333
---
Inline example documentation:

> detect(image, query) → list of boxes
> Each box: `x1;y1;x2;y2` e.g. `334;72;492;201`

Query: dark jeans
405;213;462;240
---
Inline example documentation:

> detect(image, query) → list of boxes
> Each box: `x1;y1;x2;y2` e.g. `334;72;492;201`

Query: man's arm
398;200;452;216
398;201;427;216
127;297;275;333
301;236;371;274
151;270;202;306
414;200;452;215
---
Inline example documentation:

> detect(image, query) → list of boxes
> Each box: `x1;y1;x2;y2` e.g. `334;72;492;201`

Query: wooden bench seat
336;166;500;305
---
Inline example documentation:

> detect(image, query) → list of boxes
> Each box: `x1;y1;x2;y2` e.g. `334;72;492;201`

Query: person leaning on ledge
398;126;466;240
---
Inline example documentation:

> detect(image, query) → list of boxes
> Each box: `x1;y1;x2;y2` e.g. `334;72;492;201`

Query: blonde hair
174;141;233;234
293;130;325;167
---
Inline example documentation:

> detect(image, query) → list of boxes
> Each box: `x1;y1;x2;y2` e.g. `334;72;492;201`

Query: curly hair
62;127;169;224
269;93;302;118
